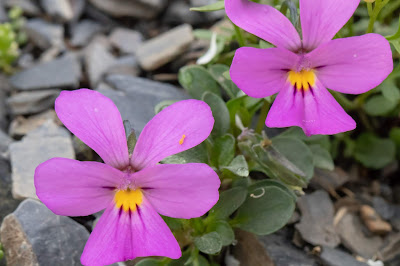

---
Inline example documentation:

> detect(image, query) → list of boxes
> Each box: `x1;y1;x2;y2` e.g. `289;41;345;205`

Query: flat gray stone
40;0;73;22
295;190;340;247
85;38;116;87
0;130;11;156
0;3;7;22
24;19;64;50
101;74;187;132
88;0;163;19
109;28;143;54
106;55;140;77
0;199;89;266
0;81;7;131
70;19;102;47
0;158;21;222
137;24;194;71
163;1;205;26
336;212;382;258
311;167;350;191
320;247;368;266
6;90;61;115
9;120;75;199
10;54;80;91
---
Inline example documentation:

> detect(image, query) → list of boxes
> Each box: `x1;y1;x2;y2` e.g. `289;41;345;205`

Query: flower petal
81;200;181;265
132;163;220;219
266;80;356;136
131;100;214;170
300;0;360;51
34;158;124;216
225;0;301;51
230;47;300;98
55;89;129;169
307;34;393;94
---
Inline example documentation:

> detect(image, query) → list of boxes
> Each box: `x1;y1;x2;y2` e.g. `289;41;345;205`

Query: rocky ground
0;0;399;266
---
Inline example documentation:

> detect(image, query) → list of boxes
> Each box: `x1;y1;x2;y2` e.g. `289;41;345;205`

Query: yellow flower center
114;189;143;212
288;70;316;91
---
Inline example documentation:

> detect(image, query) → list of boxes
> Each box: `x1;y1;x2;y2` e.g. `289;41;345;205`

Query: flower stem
367;0;391;33
233;23;246;47
255;100;270;134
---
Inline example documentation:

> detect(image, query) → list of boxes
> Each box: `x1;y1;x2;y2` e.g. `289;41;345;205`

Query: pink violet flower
34;89;220;265
226;0;393;136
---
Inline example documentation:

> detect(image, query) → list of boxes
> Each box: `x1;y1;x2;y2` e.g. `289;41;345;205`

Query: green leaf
162;216;183;231
154;100;179;114
135;258;164;266
309;144;334;171
194;232;222;255
202;92;230;136
190;1;224;12
211;134;235;167
207;220;235;246
252;144;308;187
179;65;221;100
208;64;240;98
233;183;296;235
279;127;331;151
221;155;249;177
208;186;247;220
390;127;400;159
162;142;208;164
364;95;397;116
354;133;396;169
272;137;315;181
381;81;400;103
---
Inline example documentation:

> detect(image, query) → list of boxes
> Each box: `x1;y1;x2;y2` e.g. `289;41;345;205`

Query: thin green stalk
255;100;270;134
386;17;400;41
233;23;246;47
330;90;356;111
367;0;390;33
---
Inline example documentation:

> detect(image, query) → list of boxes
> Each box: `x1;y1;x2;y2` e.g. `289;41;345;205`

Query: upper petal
225;0;301;51
266;80;356;136
300;0;360;51
55;89;129;169
34;158;124;216
131;100;214;170
307;34;393;94
81;200;181;265
230;47;300;98
133;163;220;219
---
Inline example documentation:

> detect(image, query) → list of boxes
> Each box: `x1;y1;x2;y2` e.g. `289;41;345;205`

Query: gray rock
106;56;140;77
70;0;85;21
0;83;7;131
101;74;187;132
320;247;368;266
9;109;60;138
7;90;61;115
311;167;350;191
0;130;11;156
9;120;75;199
336;212;382;258
40;0;73;22
373;196;395;220
109;28;143;54
137;24;194;71
189;0;225;21
0;158;21;222
0;3;7;22
88;0;163;19
164;1;206;26
4;0;40;16
295;190;340;247
85;38;116;87
70;19;102;47
233;229;318;266
10;54;80;91
24;19;64;50
378;233;400;262
0;199;89;266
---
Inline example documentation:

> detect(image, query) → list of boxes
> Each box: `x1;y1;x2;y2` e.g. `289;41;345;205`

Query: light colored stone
88;0;163;19
360;205;392;235
7;90;61;115
40;0;73;22
137;24;194;71
9;120;75;199
24;19;64;50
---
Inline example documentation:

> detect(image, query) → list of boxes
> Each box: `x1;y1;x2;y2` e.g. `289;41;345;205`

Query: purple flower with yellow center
34;89;220;265
226;0;393;136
